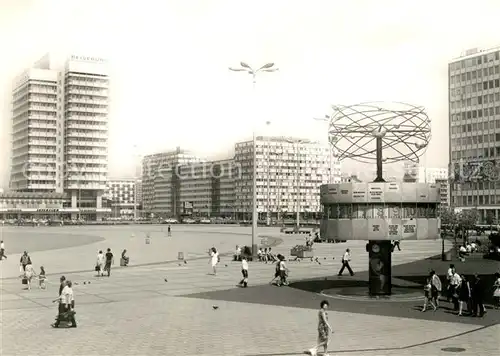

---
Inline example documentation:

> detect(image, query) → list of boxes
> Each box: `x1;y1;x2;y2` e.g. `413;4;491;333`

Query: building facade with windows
8;54;110;220
449;46;500;222
177;159;238;218
233;136;341;221
435;178;450;209
142;137;342;220
105;178;139;217
141;148;205;217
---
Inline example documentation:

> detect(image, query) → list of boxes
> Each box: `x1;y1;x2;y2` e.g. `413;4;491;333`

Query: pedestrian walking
167;225;171;237
458;275;471;316
308;300;333;356
104;248;114;277
493;272;500;309
209;247;219;275
38;266;47;289
446;264;456;302
450;269;462;311
430;270;442;308
471;274;485;317
422;277;437;312
19;251;31;272
23;263;36;290
96;250;105;276
54;276;66;323
392;240;401;252
338;248;354;276
0;240;7;260
239;256;249;287
277;255;288;286
52;280;76;328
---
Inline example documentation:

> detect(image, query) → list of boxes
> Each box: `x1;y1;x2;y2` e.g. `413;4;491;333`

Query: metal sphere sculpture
328;102;431;164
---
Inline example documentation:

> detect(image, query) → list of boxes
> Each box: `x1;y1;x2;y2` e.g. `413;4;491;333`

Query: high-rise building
448;47;500;222
234;136;341;221
141;137;342;220
141;147;204;216
9;54;110;220
63;55;109;213
105;178;138;217
10;58;58;192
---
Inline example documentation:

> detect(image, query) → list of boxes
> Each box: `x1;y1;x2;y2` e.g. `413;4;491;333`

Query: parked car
182;218;196;224
199;218;211;224
163;218;178;224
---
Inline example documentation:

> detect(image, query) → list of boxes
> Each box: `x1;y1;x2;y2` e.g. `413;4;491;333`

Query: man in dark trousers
104;248;114;277
53;276;66;326
19;251;31;271
338;248;354;276
471;274;486;317
167;225;171;237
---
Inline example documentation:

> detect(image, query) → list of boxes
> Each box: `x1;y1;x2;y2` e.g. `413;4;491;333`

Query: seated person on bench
120;249;130;266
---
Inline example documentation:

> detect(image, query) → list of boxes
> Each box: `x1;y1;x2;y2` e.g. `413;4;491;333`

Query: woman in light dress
493;272;500;309
96;250;105;277
23;262;36;290
209;247;219;275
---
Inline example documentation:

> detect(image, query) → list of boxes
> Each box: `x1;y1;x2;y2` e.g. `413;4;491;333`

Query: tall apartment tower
448;47;500;222
9;54;109;217
10;55;59;192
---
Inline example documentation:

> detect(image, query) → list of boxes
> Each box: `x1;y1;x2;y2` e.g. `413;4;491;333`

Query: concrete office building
141;148;204;216
105;178;139;217
9;54;110;220
234;136;341;221
449;46;500;222
142;137;341;220
178;159;238;218
436;178;450;209
403;161;449;183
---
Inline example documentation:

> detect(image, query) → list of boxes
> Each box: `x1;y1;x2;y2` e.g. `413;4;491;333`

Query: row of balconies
66;106;107;114
65;183;106;190
66;97;108;105
65;149;107;155
66;158;107;164
67;88;108;97
65;131;107;139
66;79;108;87
66;115;107;123
65;140;107;147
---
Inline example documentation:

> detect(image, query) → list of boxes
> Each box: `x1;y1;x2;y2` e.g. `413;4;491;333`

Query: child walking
308;300;333;356
239;256;249;287
422;277;437;312
38;266;47;289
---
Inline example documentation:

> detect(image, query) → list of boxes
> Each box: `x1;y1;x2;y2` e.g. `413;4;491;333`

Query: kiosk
320;182;441;296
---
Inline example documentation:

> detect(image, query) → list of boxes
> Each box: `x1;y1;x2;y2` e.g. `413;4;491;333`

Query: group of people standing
19;251;47;290
445;264;498;316
52;276;76;328
95;249;114;277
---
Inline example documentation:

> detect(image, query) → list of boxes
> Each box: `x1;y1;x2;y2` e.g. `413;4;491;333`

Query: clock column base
366;240;392;296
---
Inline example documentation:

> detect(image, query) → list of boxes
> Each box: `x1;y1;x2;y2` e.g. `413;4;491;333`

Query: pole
133;178;137;220
374;137;385;183
252;129;257;256
266;136;271;226
296;141;300;230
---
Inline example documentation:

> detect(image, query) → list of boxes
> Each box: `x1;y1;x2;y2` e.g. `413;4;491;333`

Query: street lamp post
286;138;305;231
314;115;335;183
229;62;278;257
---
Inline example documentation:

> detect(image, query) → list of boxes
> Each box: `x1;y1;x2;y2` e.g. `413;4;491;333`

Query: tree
458;209;479;245
485;211;495;231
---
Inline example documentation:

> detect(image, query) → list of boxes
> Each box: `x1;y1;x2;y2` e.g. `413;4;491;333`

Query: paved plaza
0;225;498;355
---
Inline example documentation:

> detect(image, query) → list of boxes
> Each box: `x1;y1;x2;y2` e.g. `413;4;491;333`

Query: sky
1;0;499;187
